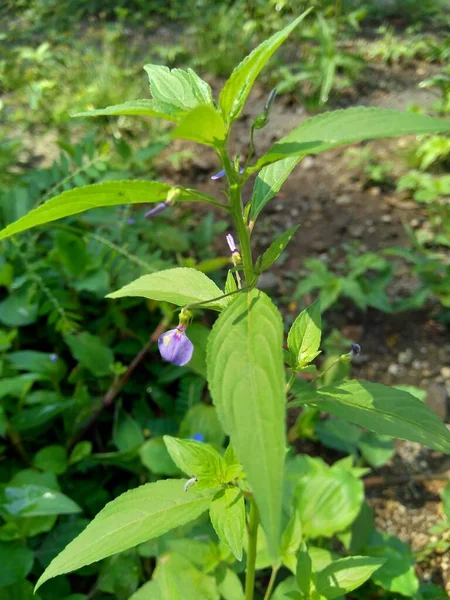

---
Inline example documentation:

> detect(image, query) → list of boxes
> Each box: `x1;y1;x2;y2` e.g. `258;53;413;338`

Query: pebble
388;363;403;376
336;194;352;206
351;224;365;238
412;359;423;370
381;214;393;223
301;156;314;170
398;348;413;365
440;366;450;379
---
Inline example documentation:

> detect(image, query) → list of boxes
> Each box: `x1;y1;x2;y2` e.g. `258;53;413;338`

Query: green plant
295;249;393;313
2;13;450;600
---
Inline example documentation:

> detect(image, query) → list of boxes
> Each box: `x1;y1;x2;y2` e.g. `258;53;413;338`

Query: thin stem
263;566;280;600
245;498;259;600
285;371;297;393
219;148;254;284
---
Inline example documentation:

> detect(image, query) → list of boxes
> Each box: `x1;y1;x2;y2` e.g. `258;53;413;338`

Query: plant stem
285;371;297;393
263;565;280;600
219;147;254;285
245;498;259;600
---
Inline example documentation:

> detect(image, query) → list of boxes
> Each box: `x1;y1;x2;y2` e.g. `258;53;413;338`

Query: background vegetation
1;0;450;598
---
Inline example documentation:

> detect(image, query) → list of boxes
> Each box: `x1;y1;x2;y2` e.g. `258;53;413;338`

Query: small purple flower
127;217;136;225
192;433;205;442
145;202;169;219
211;166;245;180
158;326;193;366
49;353;58;362
350;343;361;356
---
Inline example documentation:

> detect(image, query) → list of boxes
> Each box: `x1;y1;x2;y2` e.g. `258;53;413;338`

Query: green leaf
129;581;161;600
172;105;226;146
107;267;227;311
258;226;299;272
33;446;68;475
294;467;364;538
69;441;92;465
209;487;245;560
216;567;244;600
316;556;385;599
0;541;34;586
302;380;450;453
153;552;219;600
281;509;303;573
207;290;286;558
0;485;81;517
64;332;114;377
256;107;450;169
140;438;179;476
367;532;418;596
98;553;140;599
35;480;215;590
219;10;312;123
315;418;361;454
164;436;226;487
272;577;299;600
0;181;205;242
0;581;37;600
358;432;395;468
113;411;144;452
442;482;450;520
143;65;214;118
250;157;301;221
74;99;184;121
296;542;313;596
287;299;322;369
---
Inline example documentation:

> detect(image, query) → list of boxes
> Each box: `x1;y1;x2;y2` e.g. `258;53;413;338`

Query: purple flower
49;353;58;362
226;233;237;254
145;202;169;219
192;433;205;442
127;217;136;225
158;326;193;366
350;343;361;356
211;166;245;180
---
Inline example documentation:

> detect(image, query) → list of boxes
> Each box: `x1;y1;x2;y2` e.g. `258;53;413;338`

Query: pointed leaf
107;267;227;311
153;552;219;600
207;290;286;558
73;99;182;121
35;480;214;590
256;108;450;169
250;157;301;221
316;556;385;599
219;10;312;123
296;542;313;596
209;487;245;560
144;65;214;112
258;225;299;273
0;181;206;242
172;105;226;146
302;380;450;453
164;436;226;485
287;299;322;369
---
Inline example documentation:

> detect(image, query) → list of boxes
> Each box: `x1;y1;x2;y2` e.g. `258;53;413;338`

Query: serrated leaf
207;290;286;558
107;267;226;311
299;379;450;453
172;105;226;146
164;436;226;486
219;10;312;123
74;99;183;121
316;556;385;599
287;299;321;369
209;487;245;560
0;181;206;242
250;157;301;221
35;480;214;590
258;226;299;273
256;107;450;169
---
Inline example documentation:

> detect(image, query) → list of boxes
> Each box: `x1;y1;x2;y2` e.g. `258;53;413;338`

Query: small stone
381;214;392;223
351;225;364;238
369;186;381;196
301;156;314;170
440;366;450;379
336;194;352;206
410;218;420;228
290;208;300;218
388;363;402;376
398;348;413;365
425;383;447;421
412;359;423;370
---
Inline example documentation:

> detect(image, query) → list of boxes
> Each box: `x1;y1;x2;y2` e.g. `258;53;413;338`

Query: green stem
285;371;297;393
219;148;254;284
263;565;280;600
245;498;259;600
